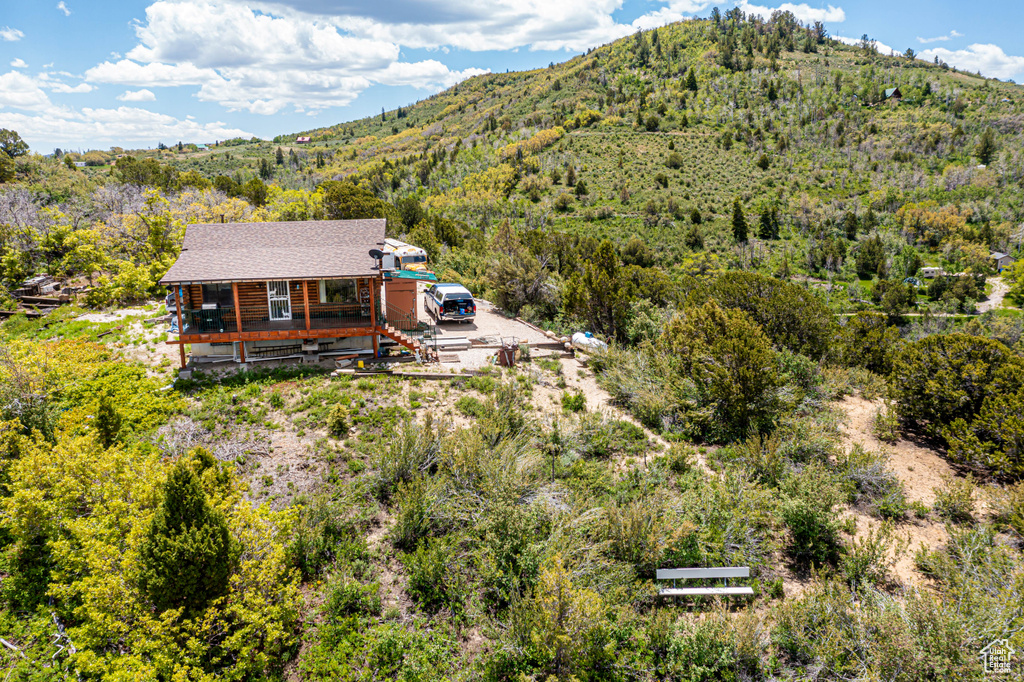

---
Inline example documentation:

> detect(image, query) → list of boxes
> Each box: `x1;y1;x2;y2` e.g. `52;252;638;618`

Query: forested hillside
1;9;1024;680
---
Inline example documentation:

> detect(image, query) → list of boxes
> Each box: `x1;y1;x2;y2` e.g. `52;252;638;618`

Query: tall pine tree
732;199;748;243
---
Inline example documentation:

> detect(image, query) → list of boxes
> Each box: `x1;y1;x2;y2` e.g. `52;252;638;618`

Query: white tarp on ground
571;332;607;353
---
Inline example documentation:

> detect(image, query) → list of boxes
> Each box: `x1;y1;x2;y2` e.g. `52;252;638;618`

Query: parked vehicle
383;239;429;272
424;283;476;323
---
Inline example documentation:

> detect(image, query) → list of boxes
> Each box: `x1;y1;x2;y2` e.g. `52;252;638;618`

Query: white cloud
917;30;962;45
0;26;25;41
84;1;498;114
117;88;157;101
919;43;1024;80
56;2;71;16
631;1;710;31
4;106;253;151
37;71;94;93
48;82;93;93
835;34;896;56
85;59;220;86
10;59;27;68
252;0;634;52
737;2;845;23
0;71;53;111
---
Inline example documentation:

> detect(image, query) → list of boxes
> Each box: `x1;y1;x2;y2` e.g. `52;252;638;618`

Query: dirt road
977;276;1009;313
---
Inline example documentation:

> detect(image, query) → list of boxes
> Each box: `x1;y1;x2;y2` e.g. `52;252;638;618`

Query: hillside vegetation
0;9;1023;680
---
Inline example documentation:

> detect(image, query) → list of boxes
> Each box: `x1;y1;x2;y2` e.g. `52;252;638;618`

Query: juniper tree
139;460;233;615
976;128;997;165
94;393;121;448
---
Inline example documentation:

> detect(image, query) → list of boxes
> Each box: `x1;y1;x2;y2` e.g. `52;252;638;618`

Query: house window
319;279;356;304
201;283;233;307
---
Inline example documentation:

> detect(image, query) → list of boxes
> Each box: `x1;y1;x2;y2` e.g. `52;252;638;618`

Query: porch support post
175;286;186;369
232;283;246;363
369;277;379;358
303;280;311;333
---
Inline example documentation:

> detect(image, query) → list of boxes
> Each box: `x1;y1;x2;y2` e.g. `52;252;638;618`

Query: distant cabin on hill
884;87;902;101
296;136;311;143
991;251;1016;272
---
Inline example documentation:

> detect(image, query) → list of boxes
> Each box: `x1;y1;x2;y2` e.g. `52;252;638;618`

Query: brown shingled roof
159;219;385;284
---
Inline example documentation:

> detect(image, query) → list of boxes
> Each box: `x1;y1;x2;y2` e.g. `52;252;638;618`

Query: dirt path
977;276;1009;313
837;396;954;586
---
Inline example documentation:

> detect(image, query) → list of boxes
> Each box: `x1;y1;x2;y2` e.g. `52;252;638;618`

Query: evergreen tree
94;394;121;448
767;81;778;101
565;165;577;187
686;68;698;91
732;199;748;243
275;147;284;165
757;208;779;240
139;460;233;615
258;158;273;180
976;128;997;165
843;211;859;240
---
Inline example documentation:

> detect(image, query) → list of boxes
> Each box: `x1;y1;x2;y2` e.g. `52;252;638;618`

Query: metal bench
656;567;754;597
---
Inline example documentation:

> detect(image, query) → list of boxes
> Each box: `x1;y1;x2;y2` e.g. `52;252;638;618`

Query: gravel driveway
415;284;554;369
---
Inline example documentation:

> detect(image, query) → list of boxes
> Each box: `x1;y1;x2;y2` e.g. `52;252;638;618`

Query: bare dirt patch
838;395;957;586
838;395;953;506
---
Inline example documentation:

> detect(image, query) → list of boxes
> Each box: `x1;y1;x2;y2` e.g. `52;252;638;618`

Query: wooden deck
168;322;378;345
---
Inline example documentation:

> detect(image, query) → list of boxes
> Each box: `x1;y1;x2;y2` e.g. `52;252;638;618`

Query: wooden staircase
379;324;438;362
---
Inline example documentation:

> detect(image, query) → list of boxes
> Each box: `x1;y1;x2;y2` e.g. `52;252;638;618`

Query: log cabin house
160;219;433;369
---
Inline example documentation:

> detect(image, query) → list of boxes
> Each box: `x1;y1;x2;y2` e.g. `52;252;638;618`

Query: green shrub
662;616;738;681
658;301;782;441
989;482;1024;536
840;522;905;589
872;401;901;442
692;271;836;359
666;443;694;474
933;474;975;523
402;539;464;616
371;420;440;502
569;413;648;459
390;477;438;552
324;575;381;619
455;395;488;418
327;403;350;435
891;333;1017;433
474;503;546;610
781;463;843;567
838;445;907;520
287;496;371;580
561;390;586;413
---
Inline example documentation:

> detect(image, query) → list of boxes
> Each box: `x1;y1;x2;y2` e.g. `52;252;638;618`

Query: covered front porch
174;277;379;339
177;302;374;336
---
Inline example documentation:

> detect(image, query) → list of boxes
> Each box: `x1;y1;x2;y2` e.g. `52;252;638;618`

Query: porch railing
380;301;438;357
178;304;372;335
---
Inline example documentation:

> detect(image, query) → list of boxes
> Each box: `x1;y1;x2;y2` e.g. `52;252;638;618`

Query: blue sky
1;0;1022;153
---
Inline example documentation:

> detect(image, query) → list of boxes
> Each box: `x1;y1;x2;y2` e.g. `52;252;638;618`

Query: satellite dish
368;249;384;259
